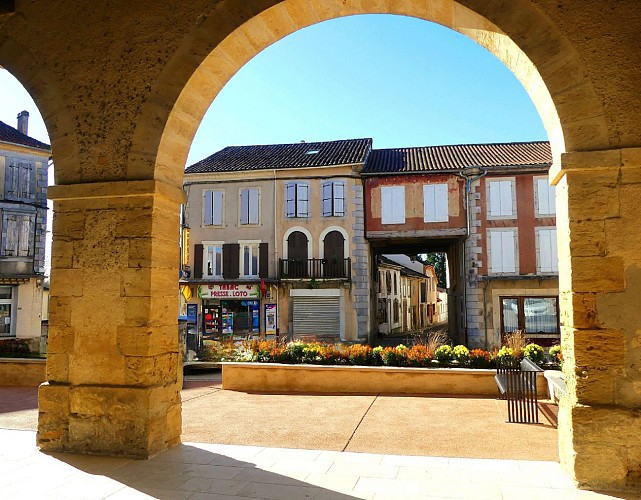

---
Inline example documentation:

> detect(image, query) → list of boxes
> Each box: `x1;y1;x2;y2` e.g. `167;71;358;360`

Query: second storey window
240;242;259;277
285;182;309;218
488;228;517;274
240;188;259;225
535;177;556;216
423;183;449;222
322;180;345;216
203;242;223;277
6;159;34;200
381;186;405;224
1;212;33;257
487;179;515;218
203;190;223;226
537;227;558;273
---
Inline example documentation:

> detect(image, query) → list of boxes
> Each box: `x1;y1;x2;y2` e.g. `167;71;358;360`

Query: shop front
197;283;277;340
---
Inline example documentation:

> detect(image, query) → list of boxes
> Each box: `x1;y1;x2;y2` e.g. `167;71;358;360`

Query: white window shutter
539;228;552;272
501;231;516;273
500;181;513;216
550;229;558;272
249;189;259;224
489;182;501;217
203;190;213;225
435;184;448;221
381;187;393;224
537;179;549;215
213;191;223;225
393;186;405;223
286;183;295;217
423;185;435;222
240;189;249;224
490;231;503;273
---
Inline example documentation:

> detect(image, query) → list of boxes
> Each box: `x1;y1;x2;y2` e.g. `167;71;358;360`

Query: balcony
279;258;351;280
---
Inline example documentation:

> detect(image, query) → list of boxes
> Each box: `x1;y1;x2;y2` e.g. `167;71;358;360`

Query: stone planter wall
222;362;548;396
0;358;46;386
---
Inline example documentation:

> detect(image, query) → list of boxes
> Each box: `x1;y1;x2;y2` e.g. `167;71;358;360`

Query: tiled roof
378;255;428;279
0;120;50;152
185;138;372;174
363;141;551;174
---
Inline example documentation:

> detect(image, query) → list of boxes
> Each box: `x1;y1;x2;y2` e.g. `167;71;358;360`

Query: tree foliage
418;253;447;287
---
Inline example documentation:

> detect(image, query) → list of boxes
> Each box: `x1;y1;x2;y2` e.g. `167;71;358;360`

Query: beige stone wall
0;358;45;386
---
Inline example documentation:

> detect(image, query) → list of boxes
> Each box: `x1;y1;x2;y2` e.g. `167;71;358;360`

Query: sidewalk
0;379;633;498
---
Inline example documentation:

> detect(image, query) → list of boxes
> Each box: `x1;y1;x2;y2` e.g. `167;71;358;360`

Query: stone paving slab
0;429;633;499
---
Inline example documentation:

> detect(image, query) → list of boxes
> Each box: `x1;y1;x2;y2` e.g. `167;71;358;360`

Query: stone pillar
37;180;183;458
553;149;641;491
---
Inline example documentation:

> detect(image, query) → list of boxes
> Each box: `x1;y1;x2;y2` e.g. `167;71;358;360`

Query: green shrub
549;344;563;364
434;344;453;363
523;343;545;365
380;346;409;367
452;345;470;365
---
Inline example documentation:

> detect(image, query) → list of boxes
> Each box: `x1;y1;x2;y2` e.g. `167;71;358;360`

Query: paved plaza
0;374;635;499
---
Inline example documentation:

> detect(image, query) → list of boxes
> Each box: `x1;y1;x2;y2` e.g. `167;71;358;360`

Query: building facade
363;142;557;349
182;139;372;342
0;111;50;348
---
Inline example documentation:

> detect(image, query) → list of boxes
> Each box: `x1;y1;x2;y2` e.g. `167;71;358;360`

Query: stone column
553;149;641;491
37;180;183;458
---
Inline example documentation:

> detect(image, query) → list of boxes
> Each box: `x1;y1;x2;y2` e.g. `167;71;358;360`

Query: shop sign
198;284;260;299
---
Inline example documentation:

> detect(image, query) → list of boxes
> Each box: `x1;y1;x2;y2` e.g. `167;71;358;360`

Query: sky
0;14;548;276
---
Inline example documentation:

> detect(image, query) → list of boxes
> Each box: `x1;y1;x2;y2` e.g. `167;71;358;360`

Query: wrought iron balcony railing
279;258;351;280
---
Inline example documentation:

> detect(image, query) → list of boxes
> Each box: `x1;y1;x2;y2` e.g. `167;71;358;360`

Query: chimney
17;110;29;136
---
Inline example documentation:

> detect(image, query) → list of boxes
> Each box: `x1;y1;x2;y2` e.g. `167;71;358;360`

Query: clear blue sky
0;14;547;168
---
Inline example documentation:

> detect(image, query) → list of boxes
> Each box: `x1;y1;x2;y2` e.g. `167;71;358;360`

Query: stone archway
0;0;638;491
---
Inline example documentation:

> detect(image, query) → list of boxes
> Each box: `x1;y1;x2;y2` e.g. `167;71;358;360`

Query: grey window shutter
249;189;259;224
193;244;203;278
286;183;295;217
240;190;249;224
298;184;308;217
203;191;213;225
334;181;345;216
213;191;223;225
259;242;268;278
322;181;331;216
223;243;240;279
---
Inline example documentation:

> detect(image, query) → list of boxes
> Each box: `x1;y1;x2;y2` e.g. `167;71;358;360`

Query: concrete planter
0;357;46;386
222;362;547;396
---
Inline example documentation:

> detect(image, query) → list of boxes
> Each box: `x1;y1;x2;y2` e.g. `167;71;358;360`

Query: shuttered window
203;190;224;226
381;186;405;224
321;180;345;217
536;178;556;216
285;182;309;218
423;184;448;222
537;228;558;273
2;213;33;257
489;229;517;274
292;296;340;336
240;188;259;225
5;160;34;200
488;180;514;218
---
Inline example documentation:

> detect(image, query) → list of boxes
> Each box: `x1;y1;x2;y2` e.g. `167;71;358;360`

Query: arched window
323;230;345;278
287;231;308;278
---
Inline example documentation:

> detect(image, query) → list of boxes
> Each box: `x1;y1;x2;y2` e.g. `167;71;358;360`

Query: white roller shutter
292;296;341;336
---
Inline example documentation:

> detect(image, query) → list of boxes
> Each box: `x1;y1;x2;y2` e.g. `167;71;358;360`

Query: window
0;286;14;337
537;228;558;273
322;181;345;216
285;182;309;218
6;159;34;200
393;298;400;323
535;177;556;216
488;229;517;274
376;298;387;323
203;242;223;277
423;184;448;222
240;242;260;277
501;296;559;340
240;188;259;225
381;186;405;224
2;213;33;257
203;190;224;226
487;179;514;218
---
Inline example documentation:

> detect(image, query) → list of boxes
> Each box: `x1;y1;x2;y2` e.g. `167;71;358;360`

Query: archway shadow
48;443;358;499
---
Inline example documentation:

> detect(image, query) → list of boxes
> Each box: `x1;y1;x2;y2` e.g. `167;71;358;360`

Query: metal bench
495;357;543;424
543;370;567;403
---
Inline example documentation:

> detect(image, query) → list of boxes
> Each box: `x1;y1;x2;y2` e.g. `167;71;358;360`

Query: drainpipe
457;166;487;346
